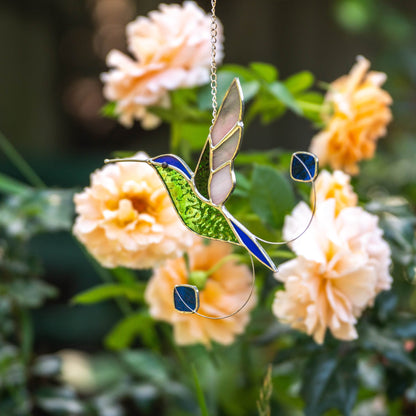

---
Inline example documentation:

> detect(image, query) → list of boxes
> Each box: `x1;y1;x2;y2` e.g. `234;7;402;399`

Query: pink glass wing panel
212;127;241;171
209;164;234;206
210;79;243;146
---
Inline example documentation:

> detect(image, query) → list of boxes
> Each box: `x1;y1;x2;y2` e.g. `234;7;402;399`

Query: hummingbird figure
106;78;318;314
106;78;318;273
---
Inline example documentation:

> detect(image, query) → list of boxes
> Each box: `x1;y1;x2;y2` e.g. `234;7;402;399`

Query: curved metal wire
255;153;316;246
173;253;256;320
255;181;316;246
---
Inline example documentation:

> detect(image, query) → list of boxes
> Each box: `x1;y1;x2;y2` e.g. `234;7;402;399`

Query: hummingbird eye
161;162;168;169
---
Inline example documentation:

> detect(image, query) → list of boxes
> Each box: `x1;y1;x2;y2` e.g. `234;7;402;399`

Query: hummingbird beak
104;158;149;164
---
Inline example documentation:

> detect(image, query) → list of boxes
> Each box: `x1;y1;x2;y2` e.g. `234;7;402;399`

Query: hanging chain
210;0;218;126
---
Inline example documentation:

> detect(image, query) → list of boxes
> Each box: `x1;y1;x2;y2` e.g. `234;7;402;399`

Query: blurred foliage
0;184;73;415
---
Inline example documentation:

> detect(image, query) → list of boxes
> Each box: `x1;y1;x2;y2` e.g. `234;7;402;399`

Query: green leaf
334;0;371;33
250;165;295;228
378;212;415;267
171;87;197;107
301;349;358;416
249;62;278;83
197;71;237;110
234;149;282;167
179;122;210;151
0;173;30;196
246;95;286;124
0;344;26;388
5;279;57;308
375;291;398;322
0;188;75;238
0;130;45;189
361;326;416;372
366;198;416;280
36;189;75;232
284;71;314;93
392;318;416;339
233;171;251;198
220;64;258;81
32;355;62;377
72;283;145;305
111;267;139;286
145;106;177;123
120;350;169;385
268;82;302;115
147;89;211;125
148;105;210;124
36;387;85;415
198;69;260;111
105;312;158;350
296;91;324;123
240;80;261;102
110;150;137;159
100;101;117;119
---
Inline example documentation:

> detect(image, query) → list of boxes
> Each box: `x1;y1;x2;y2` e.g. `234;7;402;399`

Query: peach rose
273;199;392;344
101;1;223;128
73;152;193;269
310;56;392;175
145;237;256;346
314;169;358;215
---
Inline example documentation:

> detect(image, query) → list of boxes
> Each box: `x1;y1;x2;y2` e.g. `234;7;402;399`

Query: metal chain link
210;0;218;126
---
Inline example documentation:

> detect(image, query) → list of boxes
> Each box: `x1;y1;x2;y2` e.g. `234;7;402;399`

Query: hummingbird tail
229;219;278;273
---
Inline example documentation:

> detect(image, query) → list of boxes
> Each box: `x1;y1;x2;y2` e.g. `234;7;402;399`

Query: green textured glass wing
154;165;239;244
193;139;210;200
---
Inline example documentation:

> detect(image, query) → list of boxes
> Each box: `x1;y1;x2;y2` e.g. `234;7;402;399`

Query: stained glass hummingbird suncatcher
106;78;318;318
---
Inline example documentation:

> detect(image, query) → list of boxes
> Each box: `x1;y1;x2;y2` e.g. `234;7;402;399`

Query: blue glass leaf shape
290;152;318;182
173;285;199;313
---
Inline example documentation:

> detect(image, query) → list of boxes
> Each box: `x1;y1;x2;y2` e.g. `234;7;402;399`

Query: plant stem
296;101;323;113
170;122;182;154
19;308;33;365
205;254;243;276
0;130;46;188
191;363;210;416
74;238;133;316
162;322;211;416
269;249;295;259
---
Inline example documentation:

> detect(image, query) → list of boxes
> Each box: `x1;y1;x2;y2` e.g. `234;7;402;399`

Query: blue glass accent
230;220;277;272
291;152;318;182
152;155;192;179
173;285;199;313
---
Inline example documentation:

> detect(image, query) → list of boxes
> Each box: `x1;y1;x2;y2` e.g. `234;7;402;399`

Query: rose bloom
145;237;256;346
310;56;392;175
73;152;193;269
314;169;358;215
273;198;392;344
101;1;224;128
